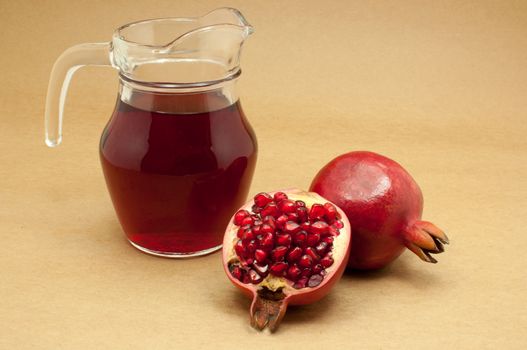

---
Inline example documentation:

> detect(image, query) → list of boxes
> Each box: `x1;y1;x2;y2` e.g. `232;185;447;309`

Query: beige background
1;0;526;348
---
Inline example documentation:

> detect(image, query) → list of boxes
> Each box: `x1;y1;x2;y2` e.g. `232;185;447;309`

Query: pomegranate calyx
404;220;449;264
250;287;287;333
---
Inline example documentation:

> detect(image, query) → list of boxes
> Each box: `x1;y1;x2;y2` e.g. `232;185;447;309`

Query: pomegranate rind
222;188;351;306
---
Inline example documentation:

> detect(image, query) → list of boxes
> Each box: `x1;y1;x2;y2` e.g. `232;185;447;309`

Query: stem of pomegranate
250;289;288;332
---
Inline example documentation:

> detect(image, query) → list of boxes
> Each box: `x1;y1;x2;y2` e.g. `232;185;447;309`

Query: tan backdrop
1;0;526;349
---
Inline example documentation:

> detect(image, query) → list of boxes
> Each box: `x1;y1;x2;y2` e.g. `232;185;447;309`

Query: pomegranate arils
254;192;273;208
287;265;302;281
253;263;269;277
287;246;302;262
307;274;323;288
261;203;279;218
323;203;338;222
284;221;301;234
249;269;263;284
241;216;254;226
270;262;288;276
309;204;325;220
230;191;343;291
271;246;288;261
306;233;321;246
315;241;329;255
320;255;334;268
276;215;288;229
293;231;307;246
305;247;320;262
231;265;243;280
255;249;268;263
276;233;292;247
261;223;274;234
299;254;313;268
310;221;329;235
293;277;308;289
273;191;288;203
234;210;250;225
312;264;323;274
295;200;306;207
235;240;245;257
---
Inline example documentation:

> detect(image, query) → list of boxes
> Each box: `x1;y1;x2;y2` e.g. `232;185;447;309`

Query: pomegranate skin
310;151;448;270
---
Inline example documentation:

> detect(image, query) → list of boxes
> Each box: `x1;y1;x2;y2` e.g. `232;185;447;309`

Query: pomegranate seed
231;265;243;280
254;219;262;226
271;246;288;261
263;216;276;230
234;240;245;257
320;255;334;268
246;240;257;254
241;216;254;226
234;210;250;225
323;203;338;222
328;226;339;236
296;207;308;222
273;192;288;202
252;225;262;235
298;254;313;268
315;241;328;255
301;222;311;231
293;277;308;289
276;233;292;247
310;221;329;235
309;204;325;220
295;200;306;207
308;274;323;287
261;223;274;234
284;221;301;234
270;262;288;276
254;249;268;263
306;233;321;246
241;229;254;242
323;236;334;244
279;199;296;214
254;192;273;208
237;224;250;238
287;213;300;222
253;263;269;277
248;269;262;284
243;275;251;284
245;258;254;265
286;246;302;262
261;203;279;218
312;264;323;274
333;220;344;229
305;247;320;261
300;268;312;278
293;231;307;246
276;215;288;229
258;233;274;251
287;265;302;281
251;204;261;214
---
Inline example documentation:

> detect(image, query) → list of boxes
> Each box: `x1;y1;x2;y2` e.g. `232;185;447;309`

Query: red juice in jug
100;92;257;256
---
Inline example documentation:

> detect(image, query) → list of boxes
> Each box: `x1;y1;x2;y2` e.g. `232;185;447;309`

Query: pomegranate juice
100;93;257;255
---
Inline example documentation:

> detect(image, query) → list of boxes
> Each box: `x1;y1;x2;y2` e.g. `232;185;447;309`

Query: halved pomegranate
222;189;351;332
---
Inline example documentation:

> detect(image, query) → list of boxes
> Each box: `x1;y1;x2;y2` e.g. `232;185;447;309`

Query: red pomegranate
310;151;448;270
222;189;351;332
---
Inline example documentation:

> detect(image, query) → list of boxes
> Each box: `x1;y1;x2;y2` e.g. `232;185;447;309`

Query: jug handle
44;42;112;147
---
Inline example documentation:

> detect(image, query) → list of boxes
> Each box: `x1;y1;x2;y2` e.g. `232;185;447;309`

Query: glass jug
45;8;257;257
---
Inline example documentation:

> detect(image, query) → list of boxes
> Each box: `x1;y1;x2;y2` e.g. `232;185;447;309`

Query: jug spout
111;7;254;86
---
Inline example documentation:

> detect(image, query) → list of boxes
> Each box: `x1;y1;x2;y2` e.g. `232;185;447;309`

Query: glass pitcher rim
113;7;254;49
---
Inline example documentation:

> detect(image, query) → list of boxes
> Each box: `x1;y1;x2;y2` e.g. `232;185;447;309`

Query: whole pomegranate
223;189;351;332
310;151;448;270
